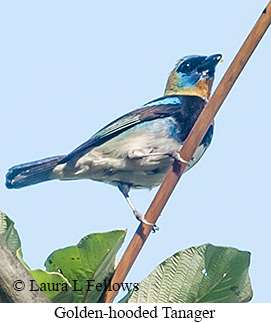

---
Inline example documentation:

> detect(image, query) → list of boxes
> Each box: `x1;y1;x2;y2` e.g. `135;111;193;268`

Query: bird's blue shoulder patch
142;96;182;108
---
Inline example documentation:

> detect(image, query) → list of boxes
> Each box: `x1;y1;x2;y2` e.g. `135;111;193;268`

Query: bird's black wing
63;96;187;163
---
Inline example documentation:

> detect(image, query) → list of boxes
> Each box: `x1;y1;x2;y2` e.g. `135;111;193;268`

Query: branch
100;1;271;303
0;237;50;303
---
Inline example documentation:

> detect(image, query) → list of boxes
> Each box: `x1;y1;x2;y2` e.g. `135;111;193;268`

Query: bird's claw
134;211;159;233
151;224;159;232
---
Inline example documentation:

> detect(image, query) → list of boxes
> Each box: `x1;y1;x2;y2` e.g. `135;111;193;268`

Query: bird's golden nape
165;54;222;100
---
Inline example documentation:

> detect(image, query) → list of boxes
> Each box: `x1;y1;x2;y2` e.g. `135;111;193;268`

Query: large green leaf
30;269;75;302
45;230;126;302
0;211;21;253
121;244;252;303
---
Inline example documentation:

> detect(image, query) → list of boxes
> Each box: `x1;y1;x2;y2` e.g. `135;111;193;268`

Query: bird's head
165;54;222;100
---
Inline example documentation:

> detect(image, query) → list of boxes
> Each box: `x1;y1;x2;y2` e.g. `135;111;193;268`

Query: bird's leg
118;184;159;232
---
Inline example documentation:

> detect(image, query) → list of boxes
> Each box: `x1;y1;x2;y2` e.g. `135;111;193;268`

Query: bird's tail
5;155;66;189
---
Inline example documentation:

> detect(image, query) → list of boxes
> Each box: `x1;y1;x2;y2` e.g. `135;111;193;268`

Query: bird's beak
198;54;223;77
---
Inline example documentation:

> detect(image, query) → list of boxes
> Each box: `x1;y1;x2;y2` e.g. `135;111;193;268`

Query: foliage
120;244;252;303
0;210;126;302
0;211;21;253
0;211;253;303
44;230;126;302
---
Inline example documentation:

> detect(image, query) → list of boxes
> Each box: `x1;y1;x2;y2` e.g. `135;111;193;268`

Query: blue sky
1;1;270;302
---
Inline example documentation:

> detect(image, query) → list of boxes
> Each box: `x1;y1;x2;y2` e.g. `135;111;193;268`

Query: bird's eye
179;62;192;73
177;60;195;74
176;57;206;74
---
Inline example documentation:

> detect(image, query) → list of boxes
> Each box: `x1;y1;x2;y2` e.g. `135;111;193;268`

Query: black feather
5;155;65;189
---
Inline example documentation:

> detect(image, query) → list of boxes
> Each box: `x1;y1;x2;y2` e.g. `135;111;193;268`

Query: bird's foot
134;210;159;232
169;151;189;164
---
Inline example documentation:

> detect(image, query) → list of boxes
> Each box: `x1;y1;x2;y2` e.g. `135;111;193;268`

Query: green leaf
30;269;75;302
0;210;21;253
0;211;30;269
45;230;126;302
16;248;31;270
121;244;252;303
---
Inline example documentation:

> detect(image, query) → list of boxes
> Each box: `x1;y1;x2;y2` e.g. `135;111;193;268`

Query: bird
5;54;222;229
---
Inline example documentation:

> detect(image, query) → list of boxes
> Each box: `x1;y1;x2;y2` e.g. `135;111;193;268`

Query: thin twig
100;1;271;303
